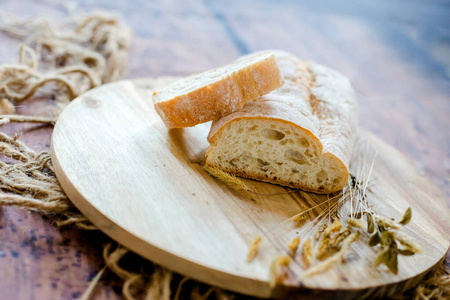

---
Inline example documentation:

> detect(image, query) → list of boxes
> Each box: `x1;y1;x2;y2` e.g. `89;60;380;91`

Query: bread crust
153;52;284;128
206;51;358;193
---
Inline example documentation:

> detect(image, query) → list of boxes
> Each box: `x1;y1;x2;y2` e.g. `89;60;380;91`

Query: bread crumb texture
206;50;358;193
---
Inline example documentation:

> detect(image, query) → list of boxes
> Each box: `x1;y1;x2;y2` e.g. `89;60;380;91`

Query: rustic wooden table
1;0;449;299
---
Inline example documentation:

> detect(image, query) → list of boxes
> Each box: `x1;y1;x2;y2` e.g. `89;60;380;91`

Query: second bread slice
153;52;284;128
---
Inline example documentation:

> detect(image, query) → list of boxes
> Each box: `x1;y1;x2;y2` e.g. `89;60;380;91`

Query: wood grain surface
51;78;450;299
1;0;449;299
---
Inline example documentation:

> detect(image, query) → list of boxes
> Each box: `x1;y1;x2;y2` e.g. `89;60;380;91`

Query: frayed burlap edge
0;10;233;300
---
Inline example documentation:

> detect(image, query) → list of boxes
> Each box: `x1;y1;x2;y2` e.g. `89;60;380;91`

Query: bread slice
205;51;358;194
153;52;284;128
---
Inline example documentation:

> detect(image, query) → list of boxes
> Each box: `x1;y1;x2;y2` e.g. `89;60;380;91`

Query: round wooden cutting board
51;78;450;299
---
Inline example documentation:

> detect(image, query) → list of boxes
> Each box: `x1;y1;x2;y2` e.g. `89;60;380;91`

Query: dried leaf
385;248;399;274
398;249;415;256
399;207;412;226
366;213;375;234
395;233;421;253
380;231;395;247
374;249;389;267
368;232;381;247
375;246;399;274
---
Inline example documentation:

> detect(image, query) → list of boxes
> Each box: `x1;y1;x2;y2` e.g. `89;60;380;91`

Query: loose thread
0;114;56;125
77;265;107;300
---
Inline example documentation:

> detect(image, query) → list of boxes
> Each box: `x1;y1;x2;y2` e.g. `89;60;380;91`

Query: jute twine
0;11;448;300
0;11;232;300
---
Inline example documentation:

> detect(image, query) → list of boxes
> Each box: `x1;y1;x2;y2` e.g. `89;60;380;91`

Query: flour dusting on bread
153;52;284;128
205;51;358;194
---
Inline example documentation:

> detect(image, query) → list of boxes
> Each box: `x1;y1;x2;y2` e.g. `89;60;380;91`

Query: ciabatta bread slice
205;51;358;194
153;52;284;128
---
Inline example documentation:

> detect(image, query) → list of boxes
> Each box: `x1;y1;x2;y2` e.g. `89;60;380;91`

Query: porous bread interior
206;118;347;193
153;52;272;103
